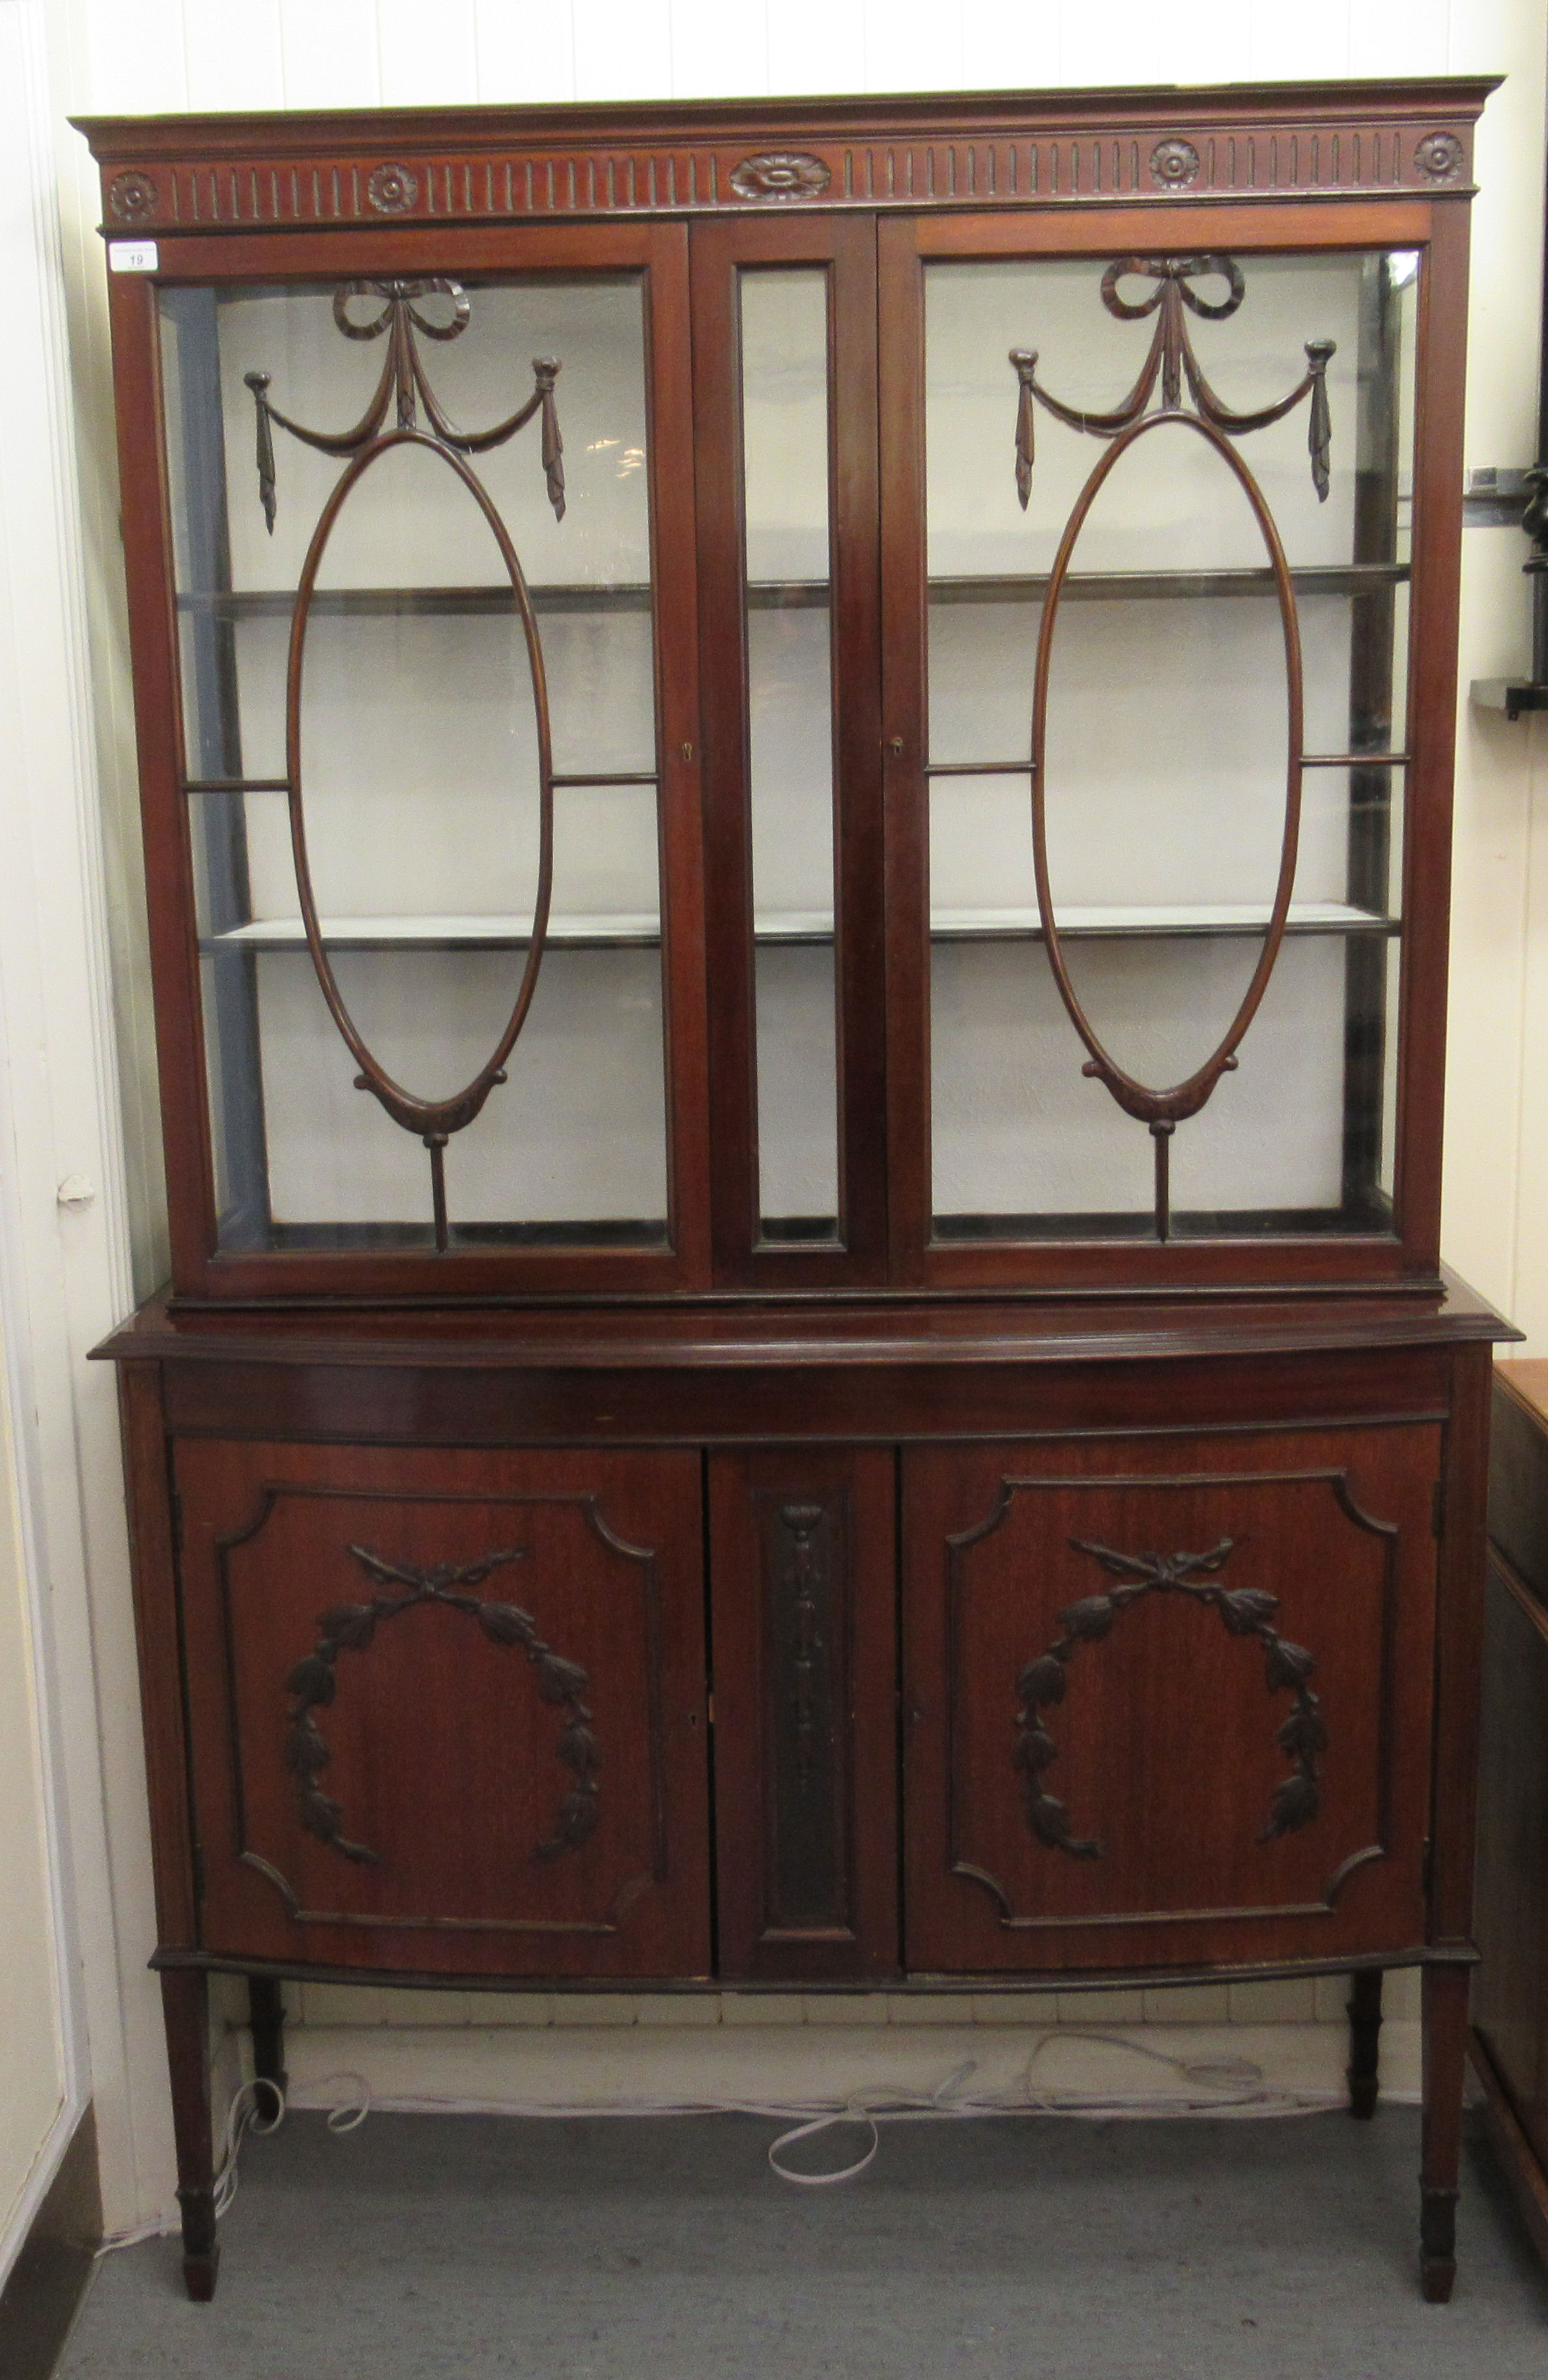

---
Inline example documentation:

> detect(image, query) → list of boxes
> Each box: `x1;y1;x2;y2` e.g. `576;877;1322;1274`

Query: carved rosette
1014;1537;1325;1858
108;169;158;224
1414;130;1465;182
284;1541;601;1867
1149;137;1200;188
367;161;420;214
729;151;831;201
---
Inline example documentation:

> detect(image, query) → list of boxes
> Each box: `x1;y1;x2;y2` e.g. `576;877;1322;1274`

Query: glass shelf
926;562;1409;605
177;560;1411;621
203;899;1396;955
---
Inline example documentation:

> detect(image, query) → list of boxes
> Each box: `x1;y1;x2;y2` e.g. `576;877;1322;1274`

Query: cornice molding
73;79;1498;235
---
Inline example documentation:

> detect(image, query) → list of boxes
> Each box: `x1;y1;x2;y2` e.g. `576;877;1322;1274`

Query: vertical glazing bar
427;1136;450;1254
1152;1119;1173;1243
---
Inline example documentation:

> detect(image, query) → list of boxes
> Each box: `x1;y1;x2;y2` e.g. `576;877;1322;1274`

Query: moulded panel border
210;1480;668;1937
901;1420;1443;1975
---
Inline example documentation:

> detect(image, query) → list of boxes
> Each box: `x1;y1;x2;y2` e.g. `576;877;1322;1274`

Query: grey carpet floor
56;2108;1548;2379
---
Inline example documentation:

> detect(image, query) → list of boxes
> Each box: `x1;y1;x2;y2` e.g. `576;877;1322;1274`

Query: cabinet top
95;1267;1515;1373
74;78;1498;235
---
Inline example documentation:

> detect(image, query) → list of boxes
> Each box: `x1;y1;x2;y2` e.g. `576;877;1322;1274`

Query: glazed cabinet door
708;1447;898;1979
173;1439;710;1977
902;1423;1440;1974
689;214;886;1285
125;222;708;1300
880;206;1450;1289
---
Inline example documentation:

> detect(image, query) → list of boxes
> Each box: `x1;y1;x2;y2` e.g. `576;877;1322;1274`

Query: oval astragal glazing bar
1030;410;1304;1130
284;428;555;1143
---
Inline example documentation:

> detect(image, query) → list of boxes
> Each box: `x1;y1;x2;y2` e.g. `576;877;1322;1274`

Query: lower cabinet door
708;1447;898;1979
175;1439;711;1977
902;1425;1440;1975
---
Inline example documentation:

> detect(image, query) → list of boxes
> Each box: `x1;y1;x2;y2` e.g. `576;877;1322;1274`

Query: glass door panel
922;247;1417;1244
739;270;840;1240
162;274;669;1256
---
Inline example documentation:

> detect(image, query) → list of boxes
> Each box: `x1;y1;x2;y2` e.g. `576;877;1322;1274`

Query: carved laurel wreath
285;1543;600;1867
1013;1536;1325;1859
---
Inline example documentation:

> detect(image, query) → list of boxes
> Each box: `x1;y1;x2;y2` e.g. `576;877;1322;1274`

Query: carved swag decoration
1013;1536;1325;1859
245;278;565;534
1009;253;1334;509
284;1541;601;1867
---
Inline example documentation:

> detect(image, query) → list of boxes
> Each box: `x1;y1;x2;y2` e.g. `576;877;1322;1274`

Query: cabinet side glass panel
161;277;669;1254
923;250;1416;1244
739;269;841;1243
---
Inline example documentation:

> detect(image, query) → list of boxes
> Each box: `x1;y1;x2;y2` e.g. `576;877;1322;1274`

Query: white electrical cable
211;2073;369;2222
192;2031;1341;2211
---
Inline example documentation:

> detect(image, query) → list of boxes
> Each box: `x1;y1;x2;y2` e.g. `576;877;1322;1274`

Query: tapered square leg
1346;1968;1383;2119
1420;1963;1469;2302
248;1975;288;2099
160;1968;219;2302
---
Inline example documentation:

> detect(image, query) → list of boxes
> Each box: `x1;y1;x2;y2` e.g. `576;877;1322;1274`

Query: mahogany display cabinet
79;78;1511;2302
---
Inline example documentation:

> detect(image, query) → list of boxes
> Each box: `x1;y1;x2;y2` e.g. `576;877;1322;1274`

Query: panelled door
902;1424;1441;1974
175;1439;711;1977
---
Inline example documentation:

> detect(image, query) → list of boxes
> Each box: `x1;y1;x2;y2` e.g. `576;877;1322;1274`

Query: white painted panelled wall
0;0;1544;2260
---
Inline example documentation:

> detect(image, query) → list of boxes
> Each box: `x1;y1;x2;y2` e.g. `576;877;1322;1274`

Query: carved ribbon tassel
1305;339;1335;503
246;371;278;536
534;358;566;521
1010;349;1039;509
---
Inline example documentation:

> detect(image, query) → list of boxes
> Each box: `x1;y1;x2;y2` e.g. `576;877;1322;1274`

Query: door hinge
706;1691;715;1727
192;1842;207;1904
1431;1476;1445;1538
1422;1837;1434;1899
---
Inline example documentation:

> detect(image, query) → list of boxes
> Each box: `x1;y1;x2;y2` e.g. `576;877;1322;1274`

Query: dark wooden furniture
1470;1361;1548;2272
79;79;1510;2304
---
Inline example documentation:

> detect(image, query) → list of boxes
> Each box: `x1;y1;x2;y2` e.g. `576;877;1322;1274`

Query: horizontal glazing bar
203;899;1399;956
